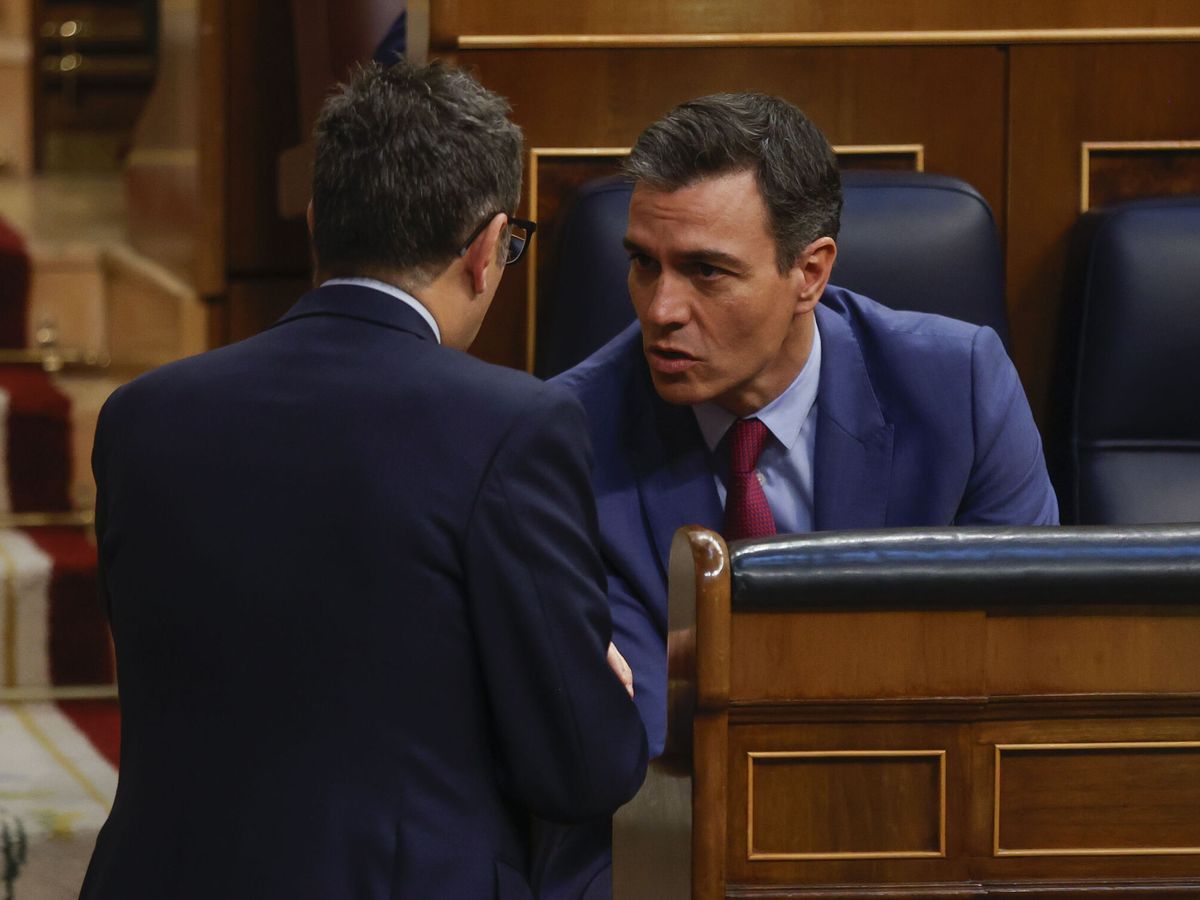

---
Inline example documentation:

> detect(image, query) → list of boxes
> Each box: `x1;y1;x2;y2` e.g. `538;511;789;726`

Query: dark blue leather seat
536;170;1010;377
1062;196;1200;524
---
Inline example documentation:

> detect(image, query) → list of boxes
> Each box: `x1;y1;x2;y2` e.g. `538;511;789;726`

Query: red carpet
29;527;113;686
58;697;121;767
0;366;73;512
0;215;30;348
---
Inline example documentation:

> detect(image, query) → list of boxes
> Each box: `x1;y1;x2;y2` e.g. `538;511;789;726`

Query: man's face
624;169;820;416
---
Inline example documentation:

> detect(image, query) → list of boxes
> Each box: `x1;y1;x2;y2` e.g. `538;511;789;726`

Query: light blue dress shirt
692;323;822;534
321;277;442;344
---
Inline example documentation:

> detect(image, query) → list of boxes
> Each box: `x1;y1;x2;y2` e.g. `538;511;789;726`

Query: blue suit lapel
629;373;723;581
813;302;895;530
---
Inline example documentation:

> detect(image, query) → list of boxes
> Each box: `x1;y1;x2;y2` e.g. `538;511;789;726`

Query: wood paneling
224;0;307;277
986;611;1200;695
219;276;308;347
433;1;1200;44
725;722;971;887
463;44;1005;370
731;610;984;701
661;528;1200;895
1084;142;1200;211
1007;42;1200;424
971;717;1200;884
995;743;1200;856
748;751;944;859
528;149;626;371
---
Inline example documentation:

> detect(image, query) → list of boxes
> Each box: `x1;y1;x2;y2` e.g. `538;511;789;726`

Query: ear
306;200;315;238
790;237;837;313
463;212;508;296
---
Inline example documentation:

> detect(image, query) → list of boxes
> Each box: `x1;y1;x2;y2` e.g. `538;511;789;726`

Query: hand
607;641;634;698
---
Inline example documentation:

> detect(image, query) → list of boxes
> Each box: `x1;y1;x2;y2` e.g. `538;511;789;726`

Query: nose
640;271;691;329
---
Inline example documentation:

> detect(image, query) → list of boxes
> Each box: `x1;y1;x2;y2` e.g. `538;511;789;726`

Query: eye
691;261;729;280
628;252;657;273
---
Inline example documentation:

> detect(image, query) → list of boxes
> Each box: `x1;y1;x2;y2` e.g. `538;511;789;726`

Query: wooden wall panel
731;610;984;701
748;750;945;859
434;1;1200;43
224;0;307;277
985;609;1200;695
461;44;1006;370
1007;43;1200;425
1084;142;1200;211
971;717;1200;884
725;722;972;887
995;743;1200;856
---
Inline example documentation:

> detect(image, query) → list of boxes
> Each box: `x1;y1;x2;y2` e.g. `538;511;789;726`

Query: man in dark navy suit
80;61;646;899
539;93;1057;898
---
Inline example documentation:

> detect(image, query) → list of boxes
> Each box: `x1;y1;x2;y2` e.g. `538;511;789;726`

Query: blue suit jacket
81;284;647;899
555;286;1059;759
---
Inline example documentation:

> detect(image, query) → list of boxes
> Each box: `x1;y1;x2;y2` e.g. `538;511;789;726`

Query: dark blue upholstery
536;170;1010;377
1064;196;1200;525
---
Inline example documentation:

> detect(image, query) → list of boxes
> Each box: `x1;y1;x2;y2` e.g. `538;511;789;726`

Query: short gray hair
311;61;523;285
624;93;842;273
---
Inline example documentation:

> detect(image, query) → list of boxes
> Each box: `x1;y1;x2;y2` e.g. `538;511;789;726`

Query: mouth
646;345;697;374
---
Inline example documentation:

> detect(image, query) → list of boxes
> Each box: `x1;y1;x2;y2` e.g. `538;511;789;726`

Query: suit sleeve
463;385;648;823
956;327;1060;525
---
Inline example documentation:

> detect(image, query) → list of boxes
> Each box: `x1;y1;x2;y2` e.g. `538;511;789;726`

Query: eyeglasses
458;212;537;265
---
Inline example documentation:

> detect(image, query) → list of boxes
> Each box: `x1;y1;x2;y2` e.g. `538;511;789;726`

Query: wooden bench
615;525;1200;898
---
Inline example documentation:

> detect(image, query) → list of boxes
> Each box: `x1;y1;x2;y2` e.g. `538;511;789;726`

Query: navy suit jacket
555;285;1058;758
81;284;647;899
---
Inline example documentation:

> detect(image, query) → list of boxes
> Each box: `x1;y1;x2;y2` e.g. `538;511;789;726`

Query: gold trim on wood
459;28;1200;51
836;144;925;171
0;538;15;688
0;348;111;372
994;741;1200;858
747;749;947;861
0;683;117;702
1080;140;1200;212
0;511;95;528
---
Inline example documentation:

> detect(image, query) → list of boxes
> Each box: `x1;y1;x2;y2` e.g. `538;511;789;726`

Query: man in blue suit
540;92;1057;898
81;61;646;899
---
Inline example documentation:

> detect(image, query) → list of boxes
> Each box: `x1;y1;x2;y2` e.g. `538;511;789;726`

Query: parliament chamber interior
0;0;1199;897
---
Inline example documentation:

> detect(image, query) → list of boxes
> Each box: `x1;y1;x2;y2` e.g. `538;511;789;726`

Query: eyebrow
622;238;744;271
680;249;743;270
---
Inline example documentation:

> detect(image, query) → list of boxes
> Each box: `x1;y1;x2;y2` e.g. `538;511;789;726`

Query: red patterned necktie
723;417;777;541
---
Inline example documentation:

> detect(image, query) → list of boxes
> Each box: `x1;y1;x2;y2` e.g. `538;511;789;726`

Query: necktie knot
728;417;770;475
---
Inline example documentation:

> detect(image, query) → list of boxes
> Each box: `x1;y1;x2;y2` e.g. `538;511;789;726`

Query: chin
650;374;709;407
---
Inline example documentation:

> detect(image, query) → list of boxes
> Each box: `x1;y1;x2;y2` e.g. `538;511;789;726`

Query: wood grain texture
731;610;985;701
995;743;1200;855
1085;143;1200;211
726;722;972;886
1006;42;1200;425
748;751;944;859
432;0;1200;44
985;611;1200;695
224;0;307;277
461;44;1005;370
971;718;1200;883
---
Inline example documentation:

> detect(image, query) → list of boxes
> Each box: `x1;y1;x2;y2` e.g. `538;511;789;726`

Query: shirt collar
320;277;442;344
692;321;822;452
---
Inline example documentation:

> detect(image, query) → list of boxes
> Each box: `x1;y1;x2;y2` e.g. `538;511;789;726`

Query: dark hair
311;61;523;285
623;92;842;273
